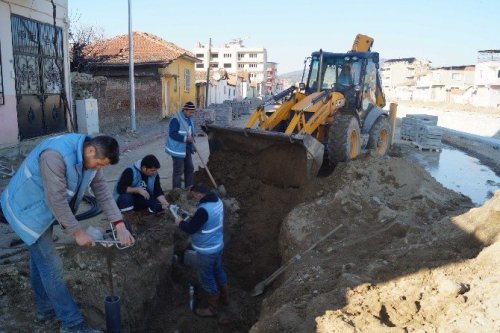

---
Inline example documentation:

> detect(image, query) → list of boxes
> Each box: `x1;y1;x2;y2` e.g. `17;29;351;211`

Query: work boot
219;284;230;306
195;293;219;317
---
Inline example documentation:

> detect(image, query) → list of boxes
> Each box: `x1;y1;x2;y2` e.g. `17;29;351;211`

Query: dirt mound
249;154;500;332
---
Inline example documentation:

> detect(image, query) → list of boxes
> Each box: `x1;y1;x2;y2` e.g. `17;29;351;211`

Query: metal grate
11;14;65;139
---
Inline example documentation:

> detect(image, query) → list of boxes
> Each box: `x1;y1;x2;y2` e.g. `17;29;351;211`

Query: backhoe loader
205;34;392;187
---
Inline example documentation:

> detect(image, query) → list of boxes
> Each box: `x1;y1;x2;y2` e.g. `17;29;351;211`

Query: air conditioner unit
75;98;99;135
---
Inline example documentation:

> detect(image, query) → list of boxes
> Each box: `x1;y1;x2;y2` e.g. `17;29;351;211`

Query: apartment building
193;39;271;96
380;58;431;100
471;50;500;107
414;66;475;103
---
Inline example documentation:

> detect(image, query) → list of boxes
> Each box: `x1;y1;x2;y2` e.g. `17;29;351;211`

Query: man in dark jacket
114;154;169;213
165;101;196;189
0;134;134;333
174;183;229;317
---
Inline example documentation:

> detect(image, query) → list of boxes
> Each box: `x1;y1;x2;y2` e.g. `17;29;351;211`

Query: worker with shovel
173;183;229;317
0;134;134;333
165;101;196;189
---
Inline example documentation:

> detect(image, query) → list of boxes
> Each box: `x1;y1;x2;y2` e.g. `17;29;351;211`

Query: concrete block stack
415;124;443;150
400;114;438;141
193;108;215;136
213;105;233;126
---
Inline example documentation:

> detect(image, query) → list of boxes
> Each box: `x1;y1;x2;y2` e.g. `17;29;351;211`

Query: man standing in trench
0;134;134;333
174;183;229;317
165;101;196;189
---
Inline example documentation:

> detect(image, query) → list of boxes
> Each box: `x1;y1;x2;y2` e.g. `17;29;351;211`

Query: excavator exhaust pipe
205;125;324;187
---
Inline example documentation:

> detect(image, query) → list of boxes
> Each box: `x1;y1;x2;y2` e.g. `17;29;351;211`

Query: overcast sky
70;0;500;74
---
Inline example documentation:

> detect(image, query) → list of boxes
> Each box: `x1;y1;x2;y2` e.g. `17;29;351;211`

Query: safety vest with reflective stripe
191;198;224;255
165;112;194;158
113;159;156;200
0;134;95;245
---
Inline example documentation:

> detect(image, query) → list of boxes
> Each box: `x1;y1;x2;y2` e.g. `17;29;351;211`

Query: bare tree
69;12;106;72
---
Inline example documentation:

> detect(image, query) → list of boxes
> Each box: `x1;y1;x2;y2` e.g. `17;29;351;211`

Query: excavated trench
142;150;309;332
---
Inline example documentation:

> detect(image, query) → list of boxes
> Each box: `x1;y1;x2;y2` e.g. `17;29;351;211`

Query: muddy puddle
406;145;500;205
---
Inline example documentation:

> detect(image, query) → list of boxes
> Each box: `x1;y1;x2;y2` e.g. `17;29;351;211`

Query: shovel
176;111;226;196
252;224;343;296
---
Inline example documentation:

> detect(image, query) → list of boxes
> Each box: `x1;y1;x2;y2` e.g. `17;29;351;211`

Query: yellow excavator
205;34;392;187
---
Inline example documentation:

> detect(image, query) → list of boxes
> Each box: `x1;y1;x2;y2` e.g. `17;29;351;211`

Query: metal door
11;15;66;140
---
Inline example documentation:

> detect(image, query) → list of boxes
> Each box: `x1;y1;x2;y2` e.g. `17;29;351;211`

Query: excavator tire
367;116;391;155
327;114;361;166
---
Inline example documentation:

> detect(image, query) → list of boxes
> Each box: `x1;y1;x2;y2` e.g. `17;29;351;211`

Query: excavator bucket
205;125;324;187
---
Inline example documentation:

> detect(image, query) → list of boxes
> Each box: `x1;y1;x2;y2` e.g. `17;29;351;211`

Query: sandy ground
0;104;499;332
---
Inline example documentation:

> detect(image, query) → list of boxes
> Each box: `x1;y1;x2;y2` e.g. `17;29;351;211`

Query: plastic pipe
105;295;121;333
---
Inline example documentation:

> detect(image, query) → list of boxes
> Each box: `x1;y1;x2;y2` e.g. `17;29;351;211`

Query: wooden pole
389;103;398;145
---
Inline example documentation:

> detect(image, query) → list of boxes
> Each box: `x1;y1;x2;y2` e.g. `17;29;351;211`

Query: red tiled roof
86;31;198;65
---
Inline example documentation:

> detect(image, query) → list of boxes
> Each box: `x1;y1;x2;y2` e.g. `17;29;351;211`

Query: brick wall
94;76;162;132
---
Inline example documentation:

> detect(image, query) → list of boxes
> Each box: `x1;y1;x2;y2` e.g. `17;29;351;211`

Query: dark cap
190;182;211;194
183;101;196;111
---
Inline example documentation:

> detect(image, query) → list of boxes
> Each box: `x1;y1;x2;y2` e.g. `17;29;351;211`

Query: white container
76;98;99;135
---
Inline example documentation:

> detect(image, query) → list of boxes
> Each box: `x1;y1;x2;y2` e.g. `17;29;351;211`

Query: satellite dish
213;73;221;81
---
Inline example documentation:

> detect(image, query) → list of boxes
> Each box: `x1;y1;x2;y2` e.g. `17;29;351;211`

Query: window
223;53;232;58
249;63;257;68
238;53;244;60
452;73;462;81
211;53;218;59
196;63;204;69
250;73;256;78
184;69;191;92
210;63;218;68
249;53;257;58
238;64;244;69
224;63;231;68
196;53;204;58
498;70;500;78
174;77;178;92
0;43;4;105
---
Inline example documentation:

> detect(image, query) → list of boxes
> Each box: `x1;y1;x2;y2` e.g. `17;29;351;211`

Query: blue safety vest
0;134;95;245
113;159;156;200
165;112;195;158
191;198;224;255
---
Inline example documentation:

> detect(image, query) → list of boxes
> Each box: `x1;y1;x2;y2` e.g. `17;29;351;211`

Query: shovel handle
259;224;343;288
176;111;219;189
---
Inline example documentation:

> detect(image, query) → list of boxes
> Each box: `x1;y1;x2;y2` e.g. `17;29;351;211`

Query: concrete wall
0;0;70;146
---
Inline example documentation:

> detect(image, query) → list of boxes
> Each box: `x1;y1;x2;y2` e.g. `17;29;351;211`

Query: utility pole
128;0;136;131
205;38;211;108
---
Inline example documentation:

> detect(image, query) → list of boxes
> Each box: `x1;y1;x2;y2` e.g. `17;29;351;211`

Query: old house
0;0;71;146
85;32;198;131
414;66;475;103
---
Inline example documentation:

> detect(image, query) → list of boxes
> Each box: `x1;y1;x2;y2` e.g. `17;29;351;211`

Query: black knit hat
183;101;196;111
190;182;211;194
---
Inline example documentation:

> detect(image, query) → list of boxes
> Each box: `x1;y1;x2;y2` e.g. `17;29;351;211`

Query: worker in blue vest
165;101;196;189
114;154;170;213
174;183;229;317
0;134;134;333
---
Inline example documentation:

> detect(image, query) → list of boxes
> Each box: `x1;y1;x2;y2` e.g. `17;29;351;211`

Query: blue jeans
172;154;194;189
116;193;163;213
197;251;227;295
29;226;83;328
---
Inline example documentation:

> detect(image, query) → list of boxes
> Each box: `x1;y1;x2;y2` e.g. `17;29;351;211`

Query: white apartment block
193;39;270;96
472;50;500;107
380;57;431;100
